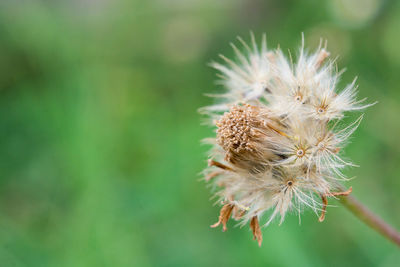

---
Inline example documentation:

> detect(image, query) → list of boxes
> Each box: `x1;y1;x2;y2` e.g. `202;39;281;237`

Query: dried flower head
215;104;281;172
200;33;374;246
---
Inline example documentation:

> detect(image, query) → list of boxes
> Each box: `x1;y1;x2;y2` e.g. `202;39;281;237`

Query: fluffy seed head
201;33;373;246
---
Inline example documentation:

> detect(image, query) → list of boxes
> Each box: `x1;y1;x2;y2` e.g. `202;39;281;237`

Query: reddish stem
340;194;400;247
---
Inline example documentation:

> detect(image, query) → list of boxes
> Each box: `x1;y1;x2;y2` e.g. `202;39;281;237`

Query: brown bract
210;204;234;232
250;216;263;247
319;186;353;222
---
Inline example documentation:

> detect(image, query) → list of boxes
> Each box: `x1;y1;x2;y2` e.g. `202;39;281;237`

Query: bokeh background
0;0;399;266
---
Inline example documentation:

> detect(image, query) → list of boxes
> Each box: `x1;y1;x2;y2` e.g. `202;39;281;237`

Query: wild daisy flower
200;33;373;246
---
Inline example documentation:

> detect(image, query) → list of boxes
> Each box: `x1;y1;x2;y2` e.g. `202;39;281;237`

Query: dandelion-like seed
200;33;374;247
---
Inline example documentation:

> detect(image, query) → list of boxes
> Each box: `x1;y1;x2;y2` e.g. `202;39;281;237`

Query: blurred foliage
0;0;399;266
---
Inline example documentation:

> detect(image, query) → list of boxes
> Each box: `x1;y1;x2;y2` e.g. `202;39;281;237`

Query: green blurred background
0;0;399;266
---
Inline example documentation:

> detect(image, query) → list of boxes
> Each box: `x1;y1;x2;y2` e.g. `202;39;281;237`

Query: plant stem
339;194;400;247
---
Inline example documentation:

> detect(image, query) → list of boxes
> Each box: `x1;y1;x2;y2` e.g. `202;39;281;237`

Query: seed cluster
200;34;372;246
216;105;260;153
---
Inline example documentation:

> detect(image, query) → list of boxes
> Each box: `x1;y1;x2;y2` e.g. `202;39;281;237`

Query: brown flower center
296;148;305;157
216;104;263;153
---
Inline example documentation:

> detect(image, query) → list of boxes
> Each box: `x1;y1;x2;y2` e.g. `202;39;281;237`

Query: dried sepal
210;204;234;232
328;186;353;197
319;194;328;222
208;159;232;171
319;187;353;222
250;216;263;247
